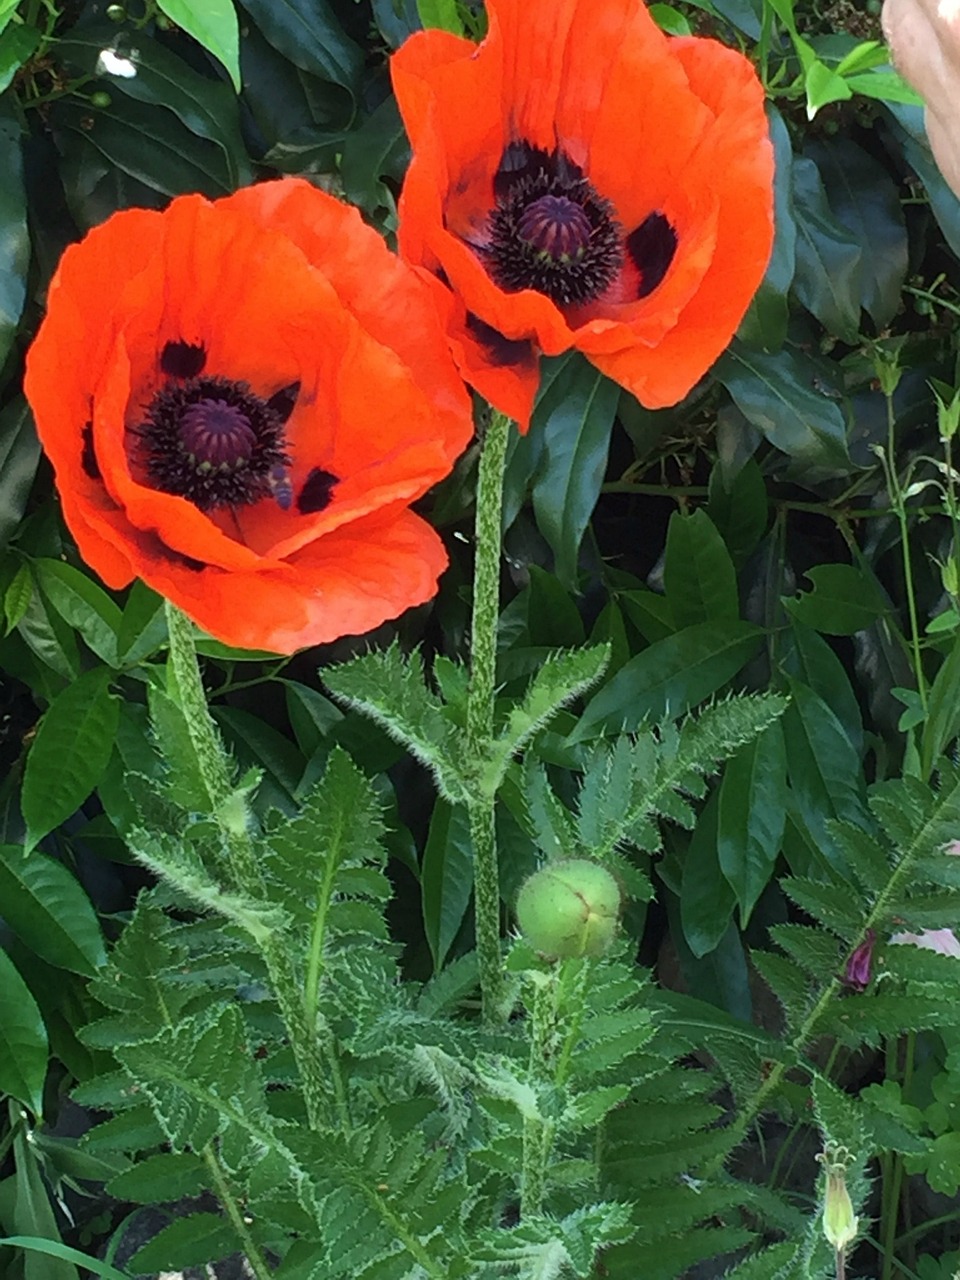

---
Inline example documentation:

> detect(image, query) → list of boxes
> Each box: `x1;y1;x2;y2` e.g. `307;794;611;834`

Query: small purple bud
841;930;875;992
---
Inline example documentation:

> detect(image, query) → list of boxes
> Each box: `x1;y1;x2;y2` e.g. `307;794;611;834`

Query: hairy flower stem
164;602;331;1131
521;975;558;1216
465;409;513;1026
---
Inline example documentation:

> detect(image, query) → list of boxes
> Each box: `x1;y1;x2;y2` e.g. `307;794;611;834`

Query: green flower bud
90;92;112;109
818;1144;858;1252
515;859;621;959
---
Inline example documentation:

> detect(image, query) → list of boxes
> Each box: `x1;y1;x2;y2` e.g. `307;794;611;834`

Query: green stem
163;602;331;1131
521;975;557;1217
465;409;512;1026
203;1145;273;1280
881;400;928;718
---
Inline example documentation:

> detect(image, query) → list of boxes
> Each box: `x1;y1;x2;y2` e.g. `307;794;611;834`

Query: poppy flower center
139;375;291;512
486;143;622;307
517;196;593;264
179;400;257;472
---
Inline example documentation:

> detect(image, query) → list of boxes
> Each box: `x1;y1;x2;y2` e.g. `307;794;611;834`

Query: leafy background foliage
3;0;960;1277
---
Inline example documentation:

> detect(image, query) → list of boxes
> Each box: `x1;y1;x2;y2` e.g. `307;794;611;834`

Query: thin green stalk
880;399;928;717
203;1145;273;1280
163;602;331;1130
465;409;512;1026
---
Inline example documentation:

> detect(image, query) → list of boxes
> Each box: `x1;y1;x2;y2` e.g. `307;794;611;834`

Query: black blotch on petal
81;421;100;480
266;381;300;424
466;312;536;369
160;340;207;378
297;467;338;515
170;551;206;573
627;213;678;300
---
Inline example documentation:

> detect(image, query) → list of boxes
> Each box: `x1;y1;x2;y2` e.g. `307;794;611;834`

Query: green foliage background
3;0;960;1278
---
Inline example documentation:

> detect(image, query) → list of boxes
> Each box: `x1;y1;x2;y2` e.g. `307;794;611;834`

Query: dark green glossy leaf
525;566;585;648
0;949;47;1114
34;559;122;668
57;27;251;188
922;632;960;777
885;103;960;259
370;0;421;47
340;95;407;216
0;400;40;551
715;340;850;471
680;792;735;957
707;456;768;567
17;573;81;681
784;563;888;635
737;105;795;353
532;356;619;589
806;137;907;329
117;580;167;666
783;678;866;860
717;722;787;924
791;155;862;342
0;102;28;370
421;799;473;970
617;588;675;643
663;509;738;628
238;0;363;95
22;666;118;853
156;0;241;90
52;94;231;205
571;621;764;740
781;619;863;754
0;846;105;976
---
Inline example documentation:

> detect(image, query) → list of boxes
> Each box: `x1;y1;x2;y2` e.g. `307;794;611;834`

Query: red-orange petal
391;0;774;417
25;180;473;649
140;507;449;654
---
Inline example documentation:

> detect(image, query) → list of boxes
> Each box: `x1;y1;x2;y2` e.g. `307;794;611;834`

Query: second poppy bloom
391;0;775;427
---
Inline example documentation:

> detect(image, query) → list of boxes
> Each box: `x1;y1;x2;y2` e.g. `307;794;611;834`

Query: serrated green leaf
106;1152;208;1203
324;645;464;801
129;1212;238;1273
485;644;610;793
22;667;118;853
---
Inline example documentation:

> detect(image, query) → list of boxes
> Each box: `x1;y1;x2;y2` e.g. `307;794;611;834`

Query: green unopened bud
935;386;960;443
942;556;959;598
818;1144;858;1252
515;860;621;959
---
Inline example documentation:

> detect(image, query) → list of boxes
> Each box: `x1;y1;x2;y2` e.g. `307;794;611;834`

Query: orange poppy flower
391;0;775;428
24;179;473;653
